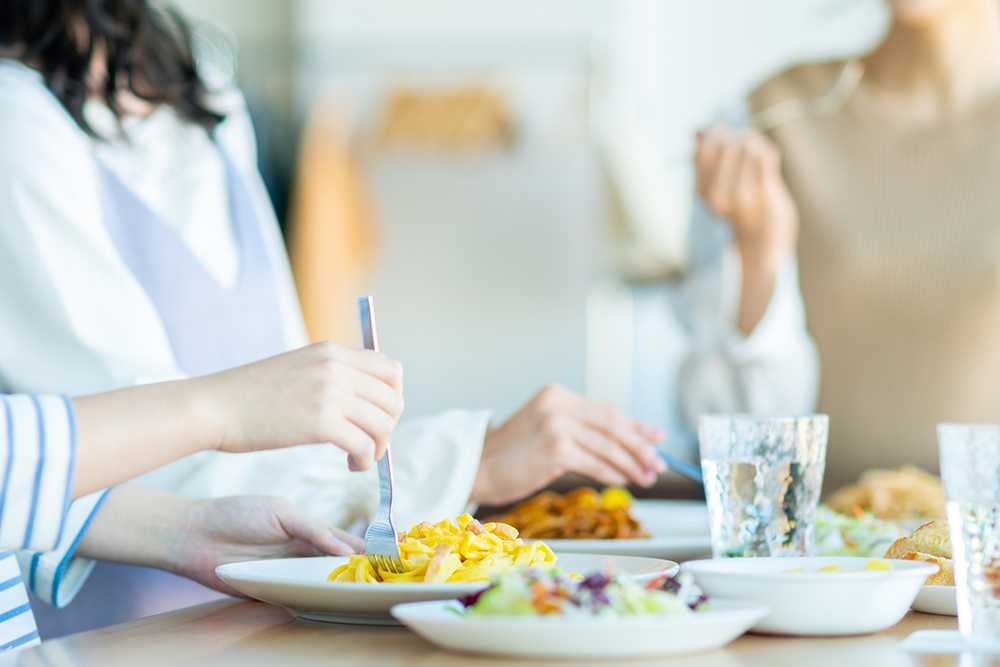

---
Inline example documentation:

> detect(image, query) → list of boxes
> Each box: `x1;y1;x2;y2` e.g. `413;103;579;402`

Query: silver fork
358;295;404;575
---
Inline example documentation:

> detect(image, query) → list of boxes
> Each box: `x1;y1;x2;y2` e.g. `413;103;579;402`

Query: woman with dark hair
0;0;667;637
0;0;224;137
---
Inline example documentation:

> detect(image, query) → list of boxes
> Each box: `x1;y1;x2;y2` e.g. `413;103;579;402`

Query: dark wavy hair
0;0;224;137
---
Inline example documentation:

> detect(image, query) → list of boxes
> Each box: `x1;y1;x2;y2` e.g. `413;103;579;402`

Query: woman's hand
696;124;799;335
73;341;405;497
171;495;362;596
199;341;405;471
469;384;667;506
76;485;362;596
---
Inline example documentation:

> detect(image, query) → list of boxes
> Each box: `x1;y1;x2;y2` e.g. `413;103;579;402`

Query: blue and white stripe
18;489;108;609
0;395;75;553
0;394;103;653
0;552;38;651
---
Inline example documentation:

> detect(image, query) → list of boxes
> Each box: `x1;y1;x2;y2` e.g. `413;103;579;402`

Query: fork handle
375;449;394;512
358;294;394;487
358;295;380;353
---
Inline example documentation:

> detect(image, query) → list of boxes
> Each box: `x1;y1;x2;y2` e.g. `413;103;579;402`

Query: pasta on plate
327;513;557;584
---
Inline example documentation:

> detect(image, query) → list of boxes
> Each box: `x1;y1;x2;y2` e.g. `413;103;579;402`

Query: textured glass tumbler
699;414;828;558
938;424;1000;640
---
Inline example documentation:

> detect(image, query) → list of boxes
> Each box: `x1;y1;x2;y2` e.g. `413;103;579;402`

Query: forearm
74;485;192;573
74;485;362;596
737;247;780;336
72;378;222;498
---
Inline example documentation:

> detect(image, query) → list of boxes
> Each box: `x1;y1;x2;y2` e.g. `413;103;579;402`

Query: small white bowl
391;599;770;659
912;585;957;616
682;557;938;636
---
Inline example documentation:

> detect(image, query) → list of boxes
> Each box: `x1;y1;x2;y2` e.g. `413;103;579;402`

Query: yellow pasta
327;513;557;584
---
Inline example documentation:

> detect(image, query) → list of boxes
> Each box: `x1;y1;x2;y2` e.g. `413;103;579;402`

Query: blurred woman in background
0;0;665;635
680;0;1000;491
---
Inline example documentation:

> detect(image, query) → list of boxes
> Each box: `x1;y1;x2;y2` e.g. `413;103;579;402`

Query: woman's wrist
468;454;499;506
179;375;236;453
75;485;196;574
736;240;783;336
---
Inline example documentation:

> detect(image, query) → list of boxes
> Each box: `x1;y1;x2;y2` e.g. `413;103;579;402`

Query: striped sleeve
0;395;76;553
0;551;39;652
17;489;108;608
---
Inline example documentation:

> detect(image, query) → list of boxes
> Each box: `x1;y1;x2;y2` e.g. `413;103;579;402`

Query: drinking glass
938;423;1000;640
699;414;828;558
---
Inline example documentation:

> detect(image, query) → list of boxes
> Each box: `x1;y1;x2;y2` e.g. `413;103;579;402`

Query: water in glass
948;501;1000;636
699;415;828;558
703;459;824;557
938;423;1000;641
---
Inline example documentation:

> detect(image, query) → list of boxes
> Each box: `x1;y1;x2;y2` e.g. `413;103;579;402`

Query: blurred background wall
172;0;888;458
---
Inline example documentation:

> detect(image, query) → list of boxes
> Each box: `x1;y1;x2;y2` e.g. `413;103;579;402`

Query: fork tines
368;553;404;575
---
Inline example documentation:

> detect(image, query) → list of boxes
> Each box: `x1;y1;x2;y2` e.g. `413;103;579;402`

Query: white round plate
529;500;712;562
912;585;957;616
216;553;678;625
390;598;769;659
682;557;939;636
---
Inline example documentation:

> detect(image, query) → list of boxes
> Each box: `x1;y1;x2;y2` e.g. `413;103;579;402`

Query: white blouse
0;60;489;607
673;101;819;429
675;201;820;427
0;395;107;652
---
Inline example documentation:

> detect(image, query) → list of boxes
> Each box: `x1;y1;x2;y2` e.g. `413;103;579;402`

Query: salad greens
812;505;905;558
460;569;707;617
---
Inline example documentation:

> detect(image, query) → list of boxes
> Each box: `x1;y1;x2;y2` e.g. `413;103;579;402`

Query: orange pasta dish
489;487;650;540
327;514;556;584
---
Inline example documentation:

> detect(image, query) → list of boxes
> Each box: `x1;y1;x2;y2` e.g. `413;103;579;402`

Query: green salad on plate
460;568;707;617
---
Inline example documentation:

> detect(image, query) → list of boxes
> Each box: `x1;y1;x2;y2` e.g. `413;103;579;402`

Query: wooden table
7;600;976;667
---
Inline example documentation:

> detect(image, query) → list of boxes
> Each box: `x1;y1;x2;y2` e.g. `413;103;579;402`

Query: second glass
938;423;1000;641
699;414;829;558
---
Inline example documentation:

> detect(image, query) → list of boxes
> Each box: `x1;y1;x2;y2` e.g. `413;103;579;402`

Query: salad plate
216;553;678;625
391;598;768;659
533;500;712;562
683;557;938;636
912;585;957;616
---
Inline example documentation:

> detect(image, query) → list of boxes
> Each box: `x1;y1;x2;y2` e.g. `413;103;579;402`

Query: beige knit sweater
749;62;1000;491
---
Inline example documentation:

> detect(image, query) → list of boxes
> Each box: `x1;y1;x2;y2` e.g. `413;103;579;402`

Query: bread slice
885;520;951;559
884;520;954;585
899;551;954;586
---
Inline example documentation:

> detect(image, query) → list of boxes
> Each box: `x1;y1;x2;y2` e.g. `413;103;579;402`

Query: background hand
470;384;667;506
696;124;799;334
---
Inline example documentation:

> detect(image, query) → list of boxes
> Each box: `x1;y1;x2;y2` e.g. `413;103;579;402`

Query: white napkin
900;630;1000;654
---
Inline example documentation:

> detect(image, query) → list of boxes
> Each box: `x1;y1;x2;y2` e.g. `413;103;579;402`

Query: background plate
912;585;957;616
530;500;712;562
